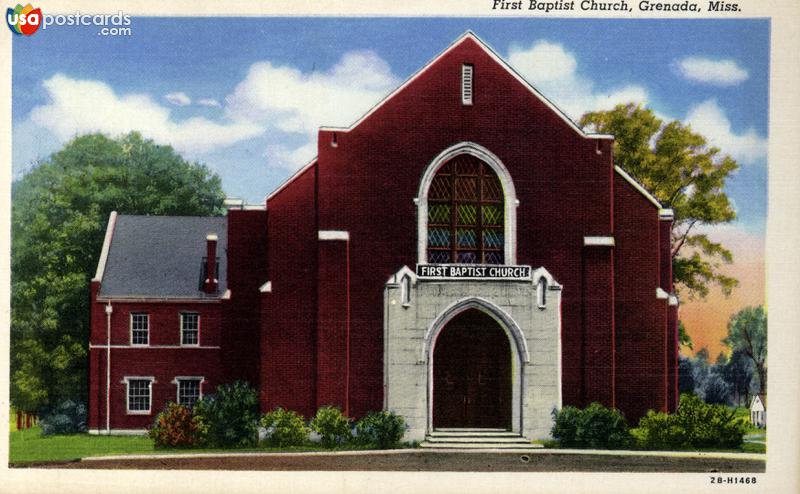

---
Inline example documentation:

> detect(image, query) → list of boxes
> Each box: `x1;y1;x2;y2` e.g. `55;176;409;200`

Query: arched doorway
432;309;512;429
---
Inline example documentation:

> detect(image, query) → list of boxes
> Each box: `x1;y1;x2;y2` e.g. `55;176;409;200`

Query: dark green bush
192;381;259;448
551;403;631;449
632;394;748;450
260;408;310;447
39;400;87;435
149;402;199;448
354;411;407;449
310;406;352;448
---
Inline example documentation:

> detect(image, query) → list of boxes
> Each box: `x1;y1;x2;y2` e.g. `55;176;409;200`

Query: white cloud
164;91;191;106
29;74;264;154
264;141;317;172
675;57;749;86
507;40;648;120
685;99;767;163
226;50;399;135
197;98;221;107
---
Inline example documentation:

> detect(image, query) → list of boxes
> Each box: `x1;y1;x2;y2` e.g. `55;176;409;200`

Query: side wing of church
87;32;679;441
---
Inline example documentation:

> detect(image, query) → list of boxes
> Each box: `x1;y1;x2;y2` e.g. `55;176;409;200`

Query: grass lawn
9;427;401;465
10;426;156;464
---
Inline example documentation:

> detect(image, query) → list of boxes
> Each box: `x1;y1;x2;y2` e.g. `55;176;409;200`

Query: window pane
428;250;451;264
428;203;450;224
482;204;503;226
454;177;478;201
483;229;504;249
181;313;199;345
484;251;504;264
178;379;201;407
131;314;148;345
457;228;477;248
457;251;478;263
128;379;151;412
457;204;477;225
428;228;451;248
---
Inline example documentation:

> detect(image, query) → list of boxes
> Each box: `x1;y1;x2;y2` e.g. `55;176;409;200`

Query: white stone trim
221;289;232;300
656;287;670;300
387;265;417;286
659;208;675;220
318;230;350;241
583;236;615;247
422;297;530;363
92;211;117;282
416;142;518;265
96;296;223;303
88;428;148;436
614;166;663;209
669;294;679;307
90;344;221;350
259;281;272;293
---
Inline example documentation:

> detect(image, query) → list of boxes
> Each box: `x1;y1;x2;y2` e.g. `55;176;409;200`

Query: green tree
723;306;767;395
580;103;739;300
678;321;693;350
11;132;225;413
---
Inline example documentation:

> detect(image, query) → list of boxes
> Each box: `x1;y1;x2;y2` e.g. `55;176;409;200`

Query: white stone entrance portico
383;265;563;442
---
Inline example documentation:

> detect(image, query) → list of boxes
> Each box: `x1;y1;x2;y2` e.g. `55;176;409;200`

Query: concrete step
419;441;544;450
425;436;531;444
428;430;521;438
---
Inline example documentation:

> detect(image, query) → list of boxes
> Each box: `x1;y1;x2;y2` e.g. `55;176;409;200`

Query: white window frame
180;312;200;347
122;376;155;415
416;142;518;265
172;376;204;407
461;63;474;105
130;313;149;346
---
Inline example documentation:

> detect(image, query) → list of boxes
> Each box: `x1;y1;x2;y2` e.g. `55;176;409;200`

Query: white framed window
123;377;154;414
461;64;474;105
174;377;203;407
181;312;200;346
130;313;149;346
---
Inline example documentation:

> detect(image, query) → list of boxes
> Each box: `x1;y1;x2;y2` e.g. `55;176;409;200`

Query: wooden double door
432;309;512;429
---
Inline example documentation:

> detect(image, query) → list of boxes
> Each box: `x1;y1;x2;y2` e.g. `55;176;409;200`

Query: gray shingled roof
99;215;227;298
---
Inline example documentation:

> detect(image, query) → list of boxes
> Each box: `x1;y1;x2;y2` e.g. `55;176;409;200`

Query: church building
87;32;679;441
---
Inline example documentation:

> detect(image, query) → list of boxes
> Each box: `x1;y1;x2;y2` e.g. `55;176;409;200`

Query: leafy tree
722;348;755;406
715;352;728;366
677;321;693;350
695;347;710;365
11;132;225;413
580;103;738;300
699;372;731;405
723;306;767;395
677;355;695;395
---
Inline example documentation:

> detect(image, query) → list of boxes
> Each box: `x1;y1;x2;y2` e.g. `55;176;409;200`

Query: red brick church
88;32;679;440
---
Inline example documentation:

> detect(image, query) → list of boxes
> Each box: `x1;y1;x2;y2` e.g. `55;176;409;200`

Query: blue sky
12;17;769;233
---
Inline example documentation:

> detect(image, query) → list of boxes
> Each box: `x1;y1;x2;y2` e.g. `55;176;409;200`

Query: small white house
750;395;766;428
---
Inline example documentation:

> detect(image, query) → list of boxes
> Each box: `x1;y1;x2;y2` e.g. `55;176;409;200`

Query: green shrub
260;408;310;447
632;410;687;450
632;394;748;450
192;381;259;448
310;406;352;448
354;411;406;449
550;406;581;447
149;403;199;448
551;403;631;449
39;400;87;435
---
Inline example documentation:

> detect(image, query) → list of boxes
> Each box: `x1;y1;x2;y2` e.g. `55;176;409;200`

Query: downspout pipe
105;301;113;434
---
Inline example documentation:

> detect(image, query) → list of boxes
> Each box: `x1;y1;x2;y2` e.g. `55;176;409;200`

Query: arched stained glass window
427;155;504;264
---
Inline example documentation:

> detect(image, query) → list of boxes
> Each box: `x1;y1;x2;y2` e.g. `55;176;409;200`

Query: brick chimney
203;233;218;294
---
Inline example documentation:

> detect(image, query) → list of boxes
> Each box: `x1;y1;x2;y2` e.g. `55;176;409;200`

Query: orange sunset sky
677;226;766;358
